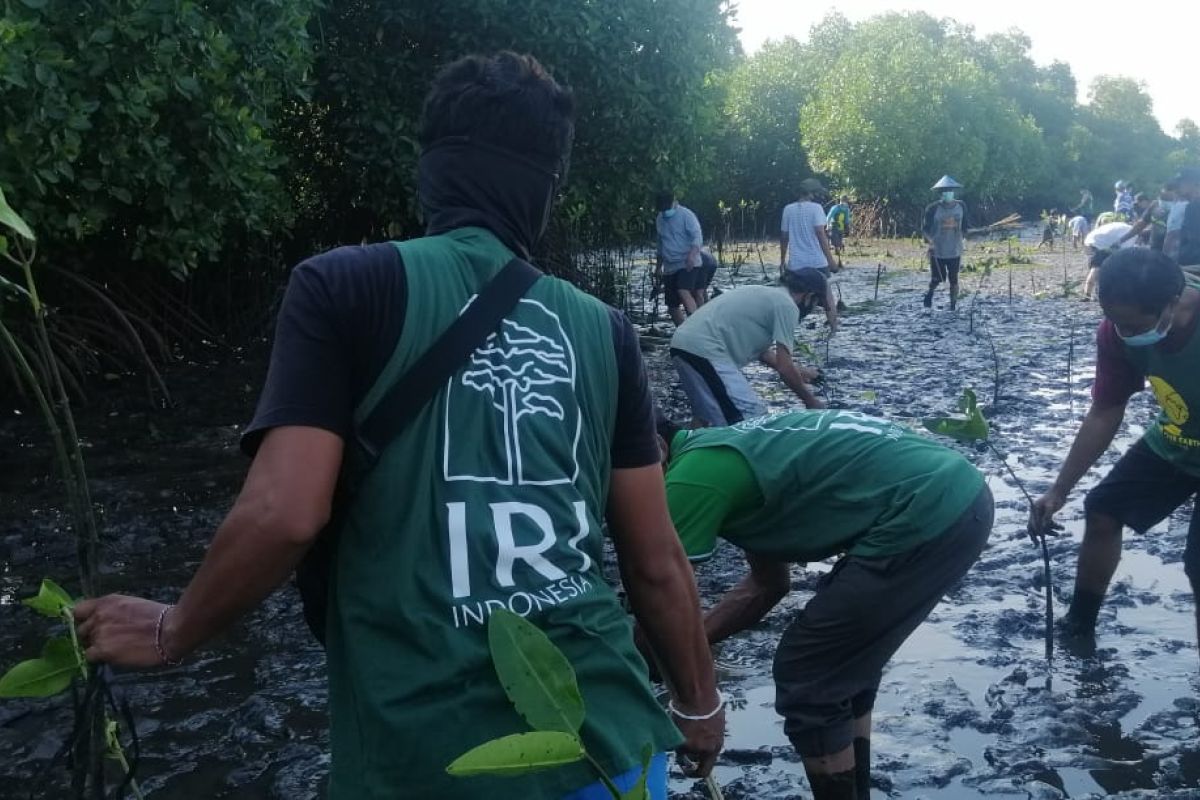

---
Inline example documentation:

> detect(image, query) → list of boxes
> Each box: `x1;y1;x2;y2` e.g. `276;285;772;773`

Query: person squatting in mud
1031;248;1200;657
656;410;994;800
70;51;724;800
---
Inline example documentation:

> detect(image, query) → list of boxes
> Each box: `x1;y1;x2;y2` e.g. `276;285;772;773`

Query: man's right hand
1029;488;1067;535
673;708;725;777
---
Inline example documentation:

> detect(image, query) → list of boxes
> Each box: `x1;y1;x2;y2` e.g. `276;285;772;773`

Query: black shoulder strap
355;256;542;463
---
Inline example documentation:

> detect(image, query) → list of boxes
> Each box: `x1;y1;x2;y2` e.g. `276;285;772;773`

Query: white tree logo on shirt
444;298;580;486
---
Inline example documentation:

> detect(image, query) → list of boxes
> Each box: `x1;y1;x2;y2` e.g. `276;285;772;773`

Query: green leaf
0;186;35;242
488;609;585;734
111;187;133;204
20;0;49;9
0;637;80;698
619;744;655;800
21;578;74;618
922;388;989;443
445;731;584;777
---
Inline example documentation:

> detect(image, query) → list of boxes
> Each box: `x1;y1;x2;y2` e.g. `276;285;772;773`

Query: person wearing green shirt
72;52;723;799
1031;249;1200;657
657;410;993;800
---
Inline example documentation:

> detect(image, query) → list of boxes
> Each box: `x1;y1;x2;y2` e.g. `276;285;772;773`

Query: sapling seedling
924;389;1059;662
1;186;142;798
448;609;723;800
0;580;144;799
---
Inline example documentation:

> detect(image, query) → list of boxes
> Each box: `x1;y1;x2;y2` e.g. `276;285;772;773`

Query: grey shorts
670;349;766;426
774;485;994;757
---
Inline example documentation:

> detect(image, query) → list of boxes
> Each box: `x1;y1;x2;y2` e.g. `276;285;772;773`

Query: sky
732;0;1197;135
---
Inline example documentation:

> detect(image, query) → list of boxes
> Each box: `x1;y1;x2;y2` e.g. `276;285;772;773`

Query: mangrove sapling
0;188;141;798
924;389;1058;662
447;609;662;799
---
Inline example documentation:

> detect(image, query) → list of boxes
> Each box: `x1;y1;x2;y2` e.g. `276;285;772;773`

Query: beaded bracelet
155;605;184;667
668;690;725;721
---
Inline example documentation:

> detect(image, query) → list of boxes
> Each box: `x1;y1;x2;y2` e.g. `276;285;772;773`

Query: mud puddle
2;240;1197;798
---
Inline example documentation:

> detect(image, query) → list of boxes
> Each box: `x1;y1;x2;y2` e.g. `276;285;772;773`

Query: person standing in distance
781;178;839;331
922;175;968;310
655;190;705;326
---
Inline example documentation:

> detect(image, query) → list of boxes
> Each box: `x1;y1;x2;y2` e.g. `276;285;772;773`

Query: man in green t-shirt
657;410;993;800
72;53;723;799
1031;249;1200;657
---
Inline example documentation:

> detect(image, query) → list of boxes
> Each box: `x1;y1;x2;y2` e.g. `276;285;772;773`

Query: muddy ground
1;230;1197;799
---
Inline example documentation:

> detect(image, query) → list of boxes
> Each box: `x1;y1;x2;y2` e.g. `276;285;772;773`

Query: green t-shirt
1124;279;1200;476
670;285;800;366
326;228;680;799
666;410;985;561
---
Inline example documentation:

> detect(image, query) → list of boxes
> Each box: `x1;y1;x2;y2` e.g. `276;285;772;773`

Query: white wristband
668;690;725;721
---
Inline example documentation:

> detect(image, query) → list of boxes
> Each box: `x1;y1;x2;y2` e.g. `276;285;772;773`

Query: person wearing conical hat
921;176;968;310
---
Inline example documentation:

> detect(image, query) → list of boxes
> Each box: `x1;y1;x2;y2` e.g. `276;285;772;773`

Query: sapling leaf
445;731;585;777
0;187;35;242
0;637;79;697
922;388;989;443
619;744;655;800
22;578;74;618
488;608;585;734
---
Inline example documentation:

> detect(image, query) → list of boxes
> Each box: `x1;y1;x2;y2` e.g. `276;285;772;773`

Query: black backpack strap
296;256;542;646
355;255;542;463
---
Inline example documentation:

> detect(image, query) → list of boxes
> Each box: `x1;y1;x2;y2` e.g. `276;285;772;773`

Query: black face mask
418;137;565;259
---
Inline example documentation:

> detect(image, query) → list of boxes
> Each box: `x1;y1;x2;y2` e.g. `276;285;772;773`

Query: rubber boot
922;288;934;308
808;769;858;800
854;738;871;798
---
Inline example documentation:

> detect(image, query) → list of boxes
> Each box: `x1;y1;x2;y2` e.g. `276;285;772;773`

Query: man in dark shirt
73;52;722;798
1031;249;1200;657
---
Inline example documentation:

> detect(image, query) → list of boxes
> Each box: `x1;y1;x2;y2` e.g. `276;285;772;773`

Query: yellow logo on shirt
1149;376;1188;426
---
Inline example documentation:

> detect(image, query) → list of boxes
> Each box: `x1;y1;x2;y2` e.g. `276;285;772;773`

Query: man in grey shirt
656;190;705;325
670;270;828;426
922;175;968;310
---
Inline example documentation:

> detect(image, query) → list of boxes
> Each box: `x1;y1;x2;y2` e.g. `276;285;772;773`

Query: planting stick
984;441;1054;662
1067;319;1075;418
873;262;883;300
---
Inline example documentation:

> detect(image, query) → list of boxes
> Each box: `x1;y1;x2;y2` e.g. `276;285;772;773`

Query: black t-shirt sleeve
608;308;661;469
241;243;406;455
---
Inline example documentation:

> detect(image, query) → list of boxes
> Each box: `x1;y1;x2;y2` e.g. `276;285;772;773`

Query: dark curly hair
1098;248;1185;313
419;51;574;163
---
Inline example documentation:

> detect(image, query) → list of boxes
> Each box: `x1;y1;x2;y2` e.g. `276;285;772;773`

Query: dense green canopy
1;2;1196;279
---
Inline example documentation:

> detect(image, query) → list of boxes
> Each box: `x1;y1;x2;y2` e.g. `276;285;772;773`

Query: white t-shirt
1068;215;1089;235
781;201;828;271
1084;222;1134;251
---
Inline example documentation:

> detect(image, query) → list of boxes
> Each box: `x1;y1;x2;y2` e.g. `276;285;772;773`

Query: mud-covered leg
1064;511;1124;635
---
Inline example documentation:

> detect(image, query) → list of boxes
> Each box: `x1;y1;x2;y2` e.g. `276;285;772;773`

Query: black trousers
774;485;993;757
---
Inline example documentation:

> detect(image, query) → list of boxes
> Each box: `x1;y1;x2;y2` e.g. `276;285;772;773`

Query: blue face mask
941;191;955;202
662;207;677;219
1118;307;1174;347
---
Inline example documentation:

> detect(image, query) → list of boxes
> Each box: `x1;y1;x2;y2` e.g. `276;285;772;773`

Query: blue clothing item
656;204;703;273
826;203;851;233
1116;190;1134;217
560;752;669;800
